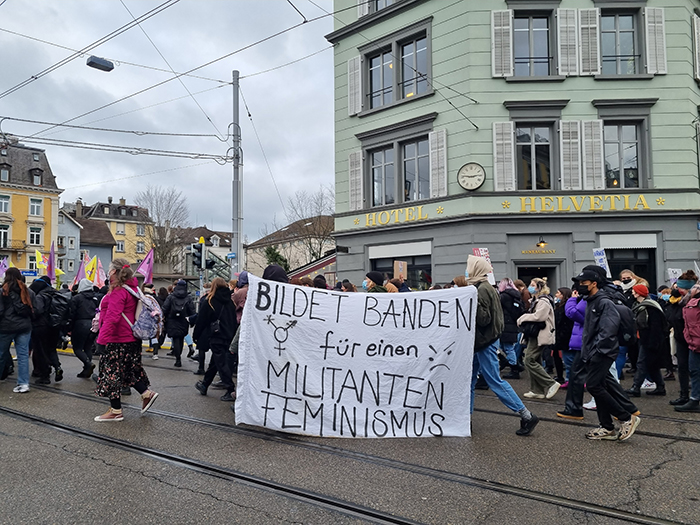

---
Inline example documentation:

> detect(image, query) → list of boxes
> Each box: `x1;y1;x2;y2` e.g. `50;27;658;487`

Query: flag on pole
136;247;154;284
47;241;56;283
85;256;98;282
72;258;86;288
0;257;8;278
35;249;48;268
96;258;106;288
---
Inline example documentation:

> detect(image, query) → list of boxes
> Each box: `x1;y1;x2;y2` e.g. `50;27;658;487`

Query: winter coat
564;296;586;351
96;277;139;344
193;293;211;350
28;277;52;328
554;302;574;352
193;286;238;348
474;281;504;350
398;282;411;293
581;291;620;362
0;283;36;334
499;288;523;344
162;283;195;338
517;295;555;346
69;289;101;324
368;285;387;293
665;300;686;344
682;297;700;353
633;299;667;356
233;286;248;324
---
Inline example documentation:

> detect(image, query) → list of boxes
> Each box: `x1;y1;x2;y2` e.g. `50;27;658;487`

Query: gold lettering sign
521;249;556;255
365;206;428;227
520;194;651;213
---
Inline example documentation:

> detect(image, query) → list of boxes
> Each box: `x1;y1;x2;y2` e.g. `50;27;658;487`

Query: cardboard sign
393;260;408;280
472;248;496;285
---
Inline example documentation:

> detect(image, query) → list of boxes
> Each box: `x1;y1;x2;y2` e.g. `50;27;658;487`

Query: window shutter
347;56;362;116
348;151;363;212
694;16;700;81
579;8;601;75
582;120;605;190
645;7;667;75
429;129;447;198
493;121;516;191
560;121;582;190
557;9;579;76
357;0;369;18
492;10;513;78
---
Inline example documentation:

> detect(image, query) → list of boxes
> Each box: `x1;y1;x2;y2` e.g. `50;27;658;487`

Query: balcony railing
0;239;27;251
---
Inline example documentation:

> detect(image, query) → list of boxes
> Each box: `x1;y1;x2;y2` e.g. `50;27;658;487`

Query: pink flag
95;258;106;288
0;256;8;278
47;241;56;283
136;247;154;284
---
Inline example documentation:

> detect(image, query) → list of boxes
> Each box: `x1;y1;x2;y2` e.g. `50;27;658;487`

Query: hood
211;286;233;305
78;278;94;293
173;281;189;298
263;264;288;283
466;255;491;286
634;297;664;313
237;271;249;287
602;283;627;304
502;287;521;300
29;276;51;293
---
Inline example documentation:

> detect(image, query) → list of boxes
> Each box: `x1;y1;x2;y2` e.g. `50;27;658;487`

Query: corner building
328;0;700;290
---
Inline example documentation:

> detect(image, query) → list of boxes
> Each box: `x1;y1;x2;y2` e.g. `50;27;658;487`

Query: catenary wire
286;0;308;23
0;26;230;84
0;0;181;100
120;0;228;143
61;161;217;189
306;0;480;129
25;1;360;140
239;86;287;214
240;45;333;79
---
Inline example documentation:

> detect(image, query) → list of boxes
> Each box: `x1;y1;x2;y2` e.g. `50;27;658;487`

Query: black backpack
42;289;71;328
613;300;636;347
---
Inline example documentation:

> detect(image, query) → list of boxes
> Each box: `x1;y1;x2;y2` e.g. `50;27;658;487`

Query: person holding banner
364;271;387;293
459;255;540;436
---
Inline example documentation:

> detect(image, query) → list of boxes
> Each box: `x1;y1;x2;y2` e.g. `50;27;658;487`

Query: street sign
227;252;236;259
21;270;38;277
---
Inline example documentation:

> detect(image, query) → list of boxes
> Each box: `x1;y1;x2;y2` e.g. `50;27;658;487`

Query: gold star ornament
656;198;665;206
436;206;444;214
502;201;511;209
353;218;360;225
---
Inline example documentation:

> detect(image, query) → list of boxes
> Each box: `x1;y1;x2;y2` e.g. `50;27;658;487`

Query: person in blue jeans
0;268;36;393
457;255;539;436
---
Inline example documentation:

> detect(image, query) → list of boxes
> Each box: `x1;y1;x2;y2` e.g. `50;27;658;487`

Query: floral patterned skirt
94;341;149;400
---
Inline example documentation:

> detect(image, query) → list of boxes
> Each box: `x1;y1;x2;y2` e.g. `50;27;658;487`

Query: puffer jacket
682;296;700;353
517;295;555;346
581;291;620;362
193;286;238;347
565;296;586;351
0;283;36;334
96;277;139;344
163;283;195;338
499;287;523;344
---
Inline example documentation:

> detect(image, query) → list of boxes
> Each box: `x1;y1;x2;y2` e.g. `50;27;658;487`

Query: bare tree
134;185;190;265
284;184;335;262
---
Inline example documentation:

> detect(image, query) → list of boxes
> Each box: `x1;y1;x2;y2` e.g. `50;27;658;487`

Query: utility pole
231;70;242;279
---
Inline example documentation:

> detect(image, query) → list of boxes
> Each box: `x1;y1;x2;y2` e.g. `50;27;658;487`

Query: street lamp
536;236;548;248
86;56;114;72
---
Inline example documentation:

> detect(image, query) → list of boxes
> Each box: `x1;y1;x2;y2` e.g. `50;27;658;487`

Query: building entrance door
606;248;657;290
517;266;558;291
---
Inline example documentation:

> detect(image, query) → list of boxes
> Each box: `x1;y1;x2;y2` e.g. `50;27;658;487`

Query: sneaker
556;409;584;420
618;414;641;441
545;382;561;399
12;384;29;393
152;355;159;360
641;379;656;390
515;414;539;436
583;398;597;411
646;388;666;396
35;377;51;385
141;391;159;414
94;409;124;422
523;391;545;399
54;367;63;382
220;391;236;402
586;426;618;440
195;381;208;396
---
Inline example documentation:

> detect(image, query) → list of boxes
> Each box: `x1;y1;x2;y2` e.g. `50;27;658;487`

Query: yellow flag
55;268;65;276
8;260;15;268
35;249;48;268
85;256;97;282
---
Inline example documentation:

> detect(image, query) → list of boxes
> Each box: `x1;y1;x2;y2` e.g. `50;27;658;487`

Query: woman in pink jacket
93;259;159;422
679;284;700;412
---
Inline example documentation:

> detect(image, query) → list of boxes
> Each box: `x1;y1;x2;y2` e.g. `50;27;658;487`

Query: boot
498;353;509;371
674;399;700;412
174;358;182;368
187;345;195;359
474;375;489;390
503;365;520;380
670;395;690;406
625;387;641;397
646;388;666;396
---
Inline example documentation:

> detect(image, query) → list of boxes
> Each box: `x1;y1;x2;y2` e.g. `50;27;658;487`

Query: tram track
9;384;692;525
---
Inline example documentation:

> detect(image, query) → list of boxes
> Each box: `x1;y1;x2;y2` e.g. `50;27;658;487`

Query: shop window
372;255;432;290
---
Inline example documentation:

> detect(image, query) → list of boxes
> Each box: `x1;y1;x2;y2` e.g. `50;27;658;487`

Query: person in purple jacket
557;289;587;419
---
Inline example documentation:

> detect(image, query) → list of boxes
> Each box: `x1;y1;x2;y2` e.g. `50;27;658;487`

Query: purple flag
47;241;56;283
136;247;154;284
0;257;8;278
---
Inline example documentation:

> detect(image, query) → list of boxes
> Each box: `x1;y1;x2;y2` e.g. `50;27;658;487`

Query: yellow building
0;137;61;271
78;197;152;263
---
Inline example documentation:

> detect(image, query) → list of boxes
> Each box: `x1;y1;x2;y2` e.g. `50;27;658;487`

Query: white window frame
0;224;8;248
29;227;42;246
57;235;66;248
103;206;110;214
136;224;145;236
116;240;125;253
116;222;125;235
68;237;76;249
0;195;9;213
28;255;36;271
29;198;42;216
67;260;74;272
136;241;145;254
0;168;8;182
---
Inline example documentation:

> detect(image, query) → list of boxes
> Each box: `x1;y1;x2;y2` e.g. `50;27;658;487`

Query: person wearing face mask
572;269;641;441
364;271;387;293
517;278;559;400
666;272;698;406
657;287;675;381
625;284;667;397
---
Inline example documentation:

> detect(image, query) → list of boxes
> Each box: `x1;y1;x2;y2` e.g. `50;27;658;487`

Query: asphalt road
0;348;698;525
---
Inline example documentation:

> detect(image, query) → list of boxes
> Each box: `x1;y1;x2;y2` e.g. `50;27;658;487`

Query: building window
57;258;65;271
402;138;430;202
131;209;138;217
373;0;394;11
29;255;36;271
116;222;125;235
32;172;42;186
29;198;42;216
516;125;552;190
136;241;145;253
29;227;41;245
0;168;9;182
57;236;65;248
513;16;551;77
0;225;8;248
601;13;639;75
68;260;74;271
103;206;110;214
368;51;393;109
370;136;432;207
0;195;9;213
120;208;126;216
68;237;76;249
211;236;220;248
80;250;89;260
136;224;145;236
116;240;125;252
371;146;395;207
32;153;40;161
604;123;639;189
400;36;428;99
58;214;64;224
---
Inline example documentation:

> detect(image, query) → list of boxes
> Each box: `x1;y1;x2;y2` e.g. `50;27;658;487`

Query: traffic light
192;243;203;269
205;258;216;270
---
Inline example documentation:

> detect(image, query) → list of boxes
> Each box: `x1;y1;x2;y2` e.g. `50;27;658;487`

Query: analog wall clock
457;162;486;191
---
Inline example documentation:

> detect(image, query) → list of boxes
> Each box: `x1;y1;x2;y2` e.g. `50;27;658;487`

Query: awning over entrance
599;233;657;249
368;240;431;259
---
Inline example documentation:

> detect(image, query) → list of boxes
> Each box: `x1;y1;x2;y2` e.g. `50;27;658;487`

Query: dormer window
32;153;40;161
120;208;126;216
0;167;8;182
32;170;42;186
131;209;137;217
103;206;110;214
212;235;220;248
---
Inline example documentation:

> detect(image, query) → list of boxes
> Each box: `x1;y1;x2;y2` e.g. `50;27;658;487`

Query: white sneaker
13;384;29;393
545;382;561;399
523;391;545;399
641;379;656;390
152;355;159;360
583;398;597;411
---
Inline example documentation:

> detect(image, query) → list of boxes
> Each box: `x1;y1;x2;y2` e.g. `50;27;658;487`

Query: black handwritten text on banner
235;276;477;438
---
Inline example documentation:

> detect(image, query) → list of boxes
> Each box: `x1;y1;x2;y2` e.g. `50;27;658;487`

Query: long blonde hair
531;277;550;297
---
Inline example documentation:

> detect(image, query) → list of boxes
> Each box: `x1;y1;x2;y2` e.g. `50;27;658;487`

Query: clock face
457;163;485;191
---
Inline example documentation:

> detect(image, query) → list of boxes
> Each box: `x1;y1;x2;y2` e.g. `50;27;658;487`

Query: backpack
613;300;636;347
91;296;105;333
171;297;186;318
43;289;70;328
122;285;164;340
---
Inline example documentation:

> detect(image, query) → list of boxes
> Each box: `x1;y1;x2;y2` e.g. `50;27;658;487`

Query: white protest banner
472;248;496;285
235;275;477;438
667;268;682;284
592;248;612;278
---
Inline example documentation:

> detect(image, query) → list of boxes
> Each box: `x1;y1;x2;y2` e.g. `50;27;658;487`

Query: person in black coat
29;275;63;384
498;278;524;379
162;280;195;367
194;278;238;401
68;278;101;378
0;268;36;391
552;287;574;384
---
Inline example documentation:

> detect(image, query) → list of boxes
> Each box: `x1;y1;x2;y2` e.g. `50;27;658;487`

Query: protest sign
393;260;407;279
472;248;496;285
667;268;682;284
235;275;477;438
592;248;612;278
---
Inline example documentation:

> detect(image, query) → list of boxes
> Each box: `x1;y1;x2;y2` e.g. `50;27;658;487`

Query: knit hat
366;271;384;287
632;284;649;297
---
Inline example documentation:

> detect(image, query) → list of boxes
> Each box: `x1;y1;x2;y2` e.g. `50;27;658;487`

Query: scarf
465;255;491;287
620;279;636;291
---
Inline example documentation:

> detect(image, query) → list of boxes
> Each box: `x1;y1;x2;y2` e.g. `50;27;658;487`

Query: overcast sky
0;0;335;242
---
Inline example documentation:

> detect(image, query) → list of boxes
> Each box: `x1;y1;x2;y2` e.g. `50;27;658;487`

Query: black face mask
621;278;632;284
576;284;591;296
671;288;682;298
